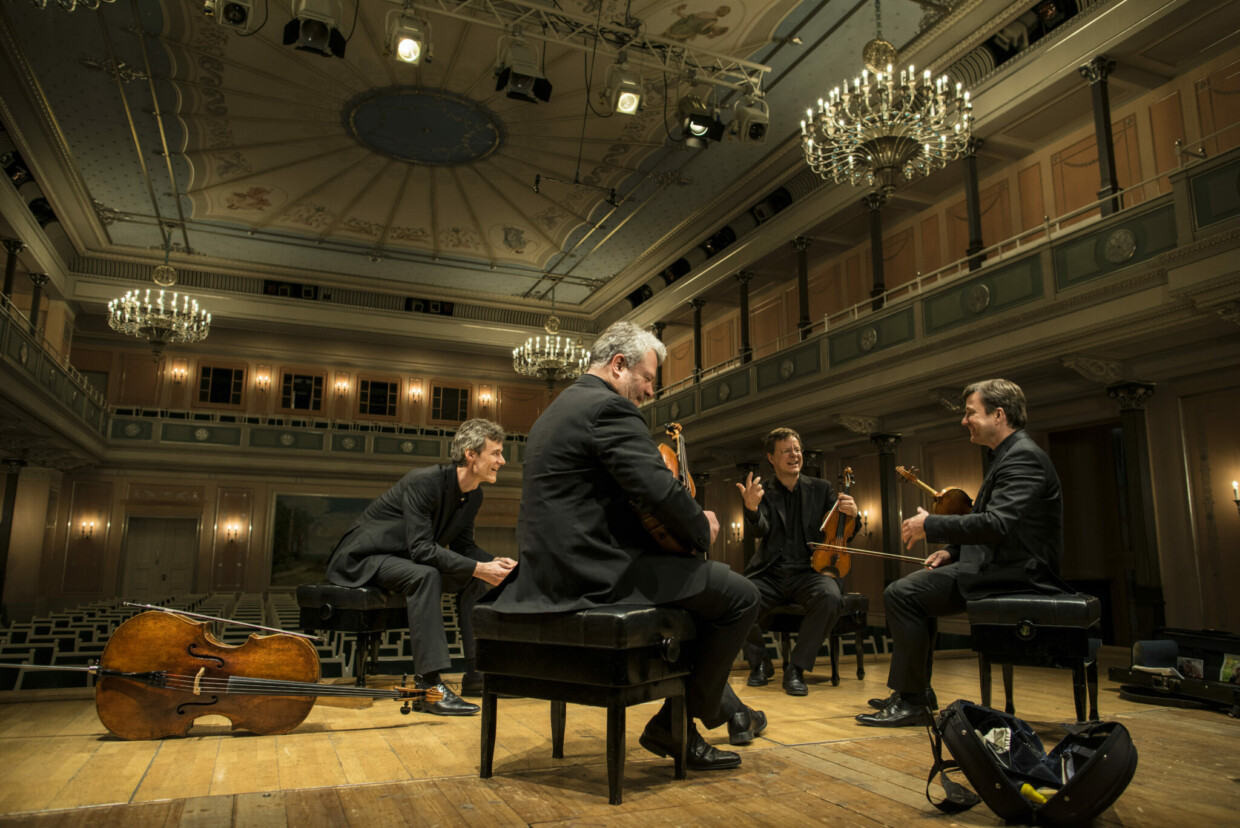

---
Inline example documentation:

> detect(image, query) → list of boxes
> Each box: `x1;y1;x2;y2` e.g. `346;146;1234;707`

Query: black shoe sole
783;685;808;696
422;704;481;716
854;712;932;728
728;728;753;746
639;733;742;770
746;676;768;687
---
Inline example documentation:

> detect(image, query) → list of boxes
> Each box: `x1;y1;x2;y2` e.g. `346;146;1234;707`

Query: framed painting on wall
269;494;369;587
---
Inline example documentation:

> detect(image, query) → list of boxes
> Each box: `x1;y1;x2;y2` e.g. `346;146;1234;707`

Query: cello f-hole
187;644;226;667
176;696;220;716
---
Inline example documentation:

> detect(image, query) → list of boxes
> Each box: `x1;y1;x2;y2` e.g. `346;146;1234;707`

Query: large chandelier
108;250;211;356
801;64;972;198
512;313;590;388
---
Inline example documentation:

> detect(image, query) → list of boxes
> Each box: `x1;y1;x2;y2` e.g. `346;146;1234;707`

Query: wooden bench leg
670;693;687;780
1001;663;1015;715
978;653;992;708
479;691;497;779
854;629;865;679
355;632;375;687
606;701;626;806
1087;657;1099;721
551;700;567;759
1072;659;1088;724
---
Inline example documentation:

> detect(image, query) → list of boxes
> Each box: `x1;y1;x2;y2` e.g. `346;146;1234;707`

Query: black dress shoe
867;687;937;710
639;720;742;770
727;707;768;746
746;664;770;687
460;671;484;696
414;678;480;716
855;697;934;728
782;664;808;696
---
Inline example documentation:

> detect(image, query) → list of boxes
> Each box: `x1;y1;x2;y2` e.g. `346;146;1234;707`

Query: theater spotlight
733;92;770;143
386;9;429;65
204;0;256;33
604;58;642;115
679;94;723;148
282;0;346;59
495;33;552;103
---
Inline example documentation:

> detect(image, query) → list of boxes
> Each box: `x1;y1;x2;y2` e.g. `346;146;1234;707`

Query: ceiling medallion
346;88;503;166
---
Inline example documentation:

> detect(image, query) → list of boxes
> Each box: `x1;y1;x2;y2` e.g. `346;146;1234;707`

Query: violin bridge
192;666;206;695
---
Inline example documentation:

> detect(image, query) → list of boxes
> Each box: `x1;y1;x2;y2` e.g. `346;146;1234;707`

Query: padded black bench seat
765;591;870;685
967;592;1102;723
296;582;407;686
473;604;697;805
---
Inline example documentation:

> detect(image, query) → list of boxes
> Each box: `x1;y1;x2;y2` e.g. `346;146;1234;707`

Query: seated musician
488;321;767;768
325;418;516;715
857;379;1069;727
737;428;858;695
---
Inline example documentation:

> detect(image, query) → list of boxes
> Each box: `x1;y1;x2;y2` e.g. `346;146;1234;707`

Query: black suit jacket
326;464;490;587
490;373;718;613
923;429;1068;599
742;475;843;578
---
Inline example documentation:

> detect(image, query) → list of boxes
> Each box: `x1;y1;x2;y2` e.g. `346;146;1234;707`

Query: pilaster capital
735;270;754;285
1106;381;1156;411
870;432;902;454
838;414;879;435
27;272;50;287
792;236;812;252
1078;55;1116;84
2;239;24;255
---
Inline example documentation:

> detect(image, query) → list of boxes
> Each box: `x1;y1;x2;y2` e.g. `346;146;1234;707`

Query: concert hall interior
0;0;1238;823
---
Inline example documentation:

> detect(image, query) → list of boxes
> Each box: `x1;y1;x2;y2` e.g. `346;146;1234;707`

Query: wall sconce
1233;480;1239;517
478;386;493;411
730;521;742;543
335;372;350;398
79;520;95;540
169;359;188;384
861;509;870;533
255;364;272;391
409;378;423;402
224;522;242;543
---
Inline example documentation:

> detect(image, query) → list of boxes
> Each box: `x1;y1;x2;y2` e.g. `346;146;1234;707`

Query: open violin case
1108;627;1240;717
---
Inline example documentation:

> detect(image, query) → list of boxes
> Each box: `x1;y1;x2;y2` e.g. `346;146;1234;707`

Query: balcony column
1106;380;1164;638
2;239;23;299
864;193;887;311
736;271;753;363
964;138;986;271
870;432;903;585
27;273;49;335
0;459;27;624
793;237;812;340
691;299;705;383
1079;55;1122;216
652;321;667;392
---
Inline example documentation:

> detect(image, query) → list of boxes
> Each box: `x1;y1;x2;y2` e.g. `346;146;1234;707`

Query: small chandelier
512;313;590;389
801;64;972;199
107;241;210;357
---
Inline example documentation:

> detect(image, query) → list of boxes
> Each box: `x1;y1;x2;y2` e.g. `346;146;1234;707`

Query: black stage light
283;0;346;59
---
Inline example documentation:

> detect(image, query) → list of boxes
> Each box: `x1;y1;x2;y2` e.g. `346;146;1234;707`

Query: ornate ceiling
0;0;929;317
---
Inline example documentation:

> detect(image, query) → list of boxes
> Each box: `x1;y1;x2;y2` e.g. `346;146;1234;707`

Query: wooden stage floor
1;648;1236;826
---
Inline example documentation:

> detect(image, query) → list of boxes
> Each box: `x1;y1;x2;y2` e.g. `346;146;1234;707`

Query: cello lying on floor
91;610;441;740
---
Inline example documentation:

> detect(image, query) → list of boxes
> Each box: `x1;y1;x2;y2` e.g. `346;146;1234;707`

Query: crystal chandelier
800;64;972;199
512;313;590;388
107;246;211;356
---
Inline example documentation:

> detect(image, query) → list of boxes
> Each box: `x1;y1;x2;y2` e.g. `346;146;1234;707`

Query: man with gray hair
326;418;516;715
491;321;766;768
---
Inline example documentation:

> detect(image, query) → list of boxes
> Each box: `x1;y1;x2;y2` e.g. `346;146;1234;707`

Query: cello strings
106;671;426;699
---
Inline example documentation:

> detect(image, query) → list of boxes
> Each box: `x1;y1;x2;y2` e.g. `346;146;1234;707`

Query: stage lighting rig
495;32;552;103
387;9;430;65
603;57;642;115
679;95;723;148
732;92;769;143
283;0;346;59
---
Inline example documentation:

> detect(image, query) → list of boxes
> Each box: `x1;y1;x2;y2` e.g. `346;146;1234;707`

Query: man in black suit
857;378;1068;727
738;427;857;695
325;418;516;716
490;321;766;768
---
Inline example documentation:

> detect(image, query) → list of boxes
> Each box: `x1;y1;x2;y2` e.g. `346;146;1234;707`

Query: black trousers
369;556;490;676
661;563;759;729
742;568;843;672
883;563;967;694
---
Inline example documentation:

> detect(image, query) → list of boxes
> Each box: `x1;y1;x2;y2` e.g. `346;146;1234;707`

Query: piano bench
473;604;696;806
765;592;869;685
296;582;407;686
967;593;1102;723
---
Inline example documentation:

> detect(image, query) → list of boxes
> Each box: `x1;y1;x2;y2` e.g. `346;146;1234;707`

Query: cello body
95;611;319;740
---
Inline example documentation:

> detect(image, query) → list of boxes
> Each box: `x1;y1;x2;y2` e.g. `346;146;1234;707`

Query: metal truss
403;0;770;92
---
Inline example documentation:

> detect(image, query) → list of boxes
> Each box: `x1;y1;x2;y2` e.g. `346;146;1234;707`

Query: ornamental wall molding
1062;355;1124;385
